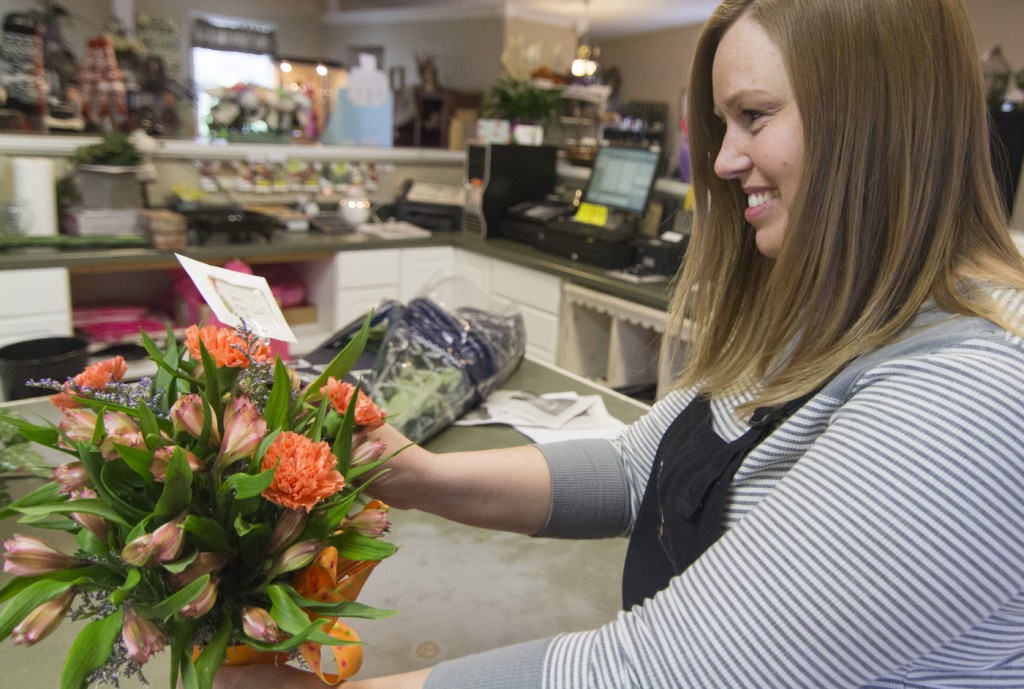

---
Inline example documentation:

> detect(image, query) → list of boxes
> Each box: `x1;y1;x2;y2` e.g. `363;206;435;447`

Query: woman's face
712;13;805;259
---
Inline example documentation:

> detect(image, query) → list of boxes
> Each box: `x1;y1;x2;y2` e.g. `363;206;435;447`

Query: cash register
500;145;661;269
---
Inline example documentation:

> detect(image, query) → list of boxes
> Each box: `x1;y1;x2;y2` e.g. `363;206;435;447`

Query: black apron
622;391;816;610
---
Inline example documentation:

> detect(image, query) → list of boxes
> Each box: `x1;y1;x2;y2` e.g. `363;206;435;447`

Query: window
190;17;278;138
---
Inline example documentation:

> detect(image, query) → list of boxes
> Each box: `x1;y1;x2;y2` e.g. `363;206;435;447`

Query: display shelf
558;282;689;399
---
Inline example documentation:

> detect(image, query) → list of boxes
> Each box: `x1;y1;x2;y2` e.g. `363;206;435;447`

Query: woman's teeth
747;191;779;208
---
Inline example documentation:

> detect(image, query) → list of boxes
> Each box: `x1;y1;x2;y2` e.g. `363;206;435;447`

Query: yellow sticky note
575;202;609;227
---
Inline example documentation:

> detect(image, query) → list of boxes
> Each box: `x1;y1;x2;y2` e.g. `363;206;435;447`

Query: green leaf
0;413;60;448
329;530;398;562
0;568;99;604
264;584;341;646
300;312;372;405
108;568;141;606
13;498;132;527
198;340;222;417
195;612;232;689
161;549;198;574
278;584;396;619
153;447;194;521
0;481;63;521
168;616;196;689
60;607;123;689
137;573;210;622
263;357;292;431
75;524;109;557
221;462;276;500
112;444;156;484
0;577;80;642
136;400;163;449
332;383;360;476
183;515;232;553
96;455;150;523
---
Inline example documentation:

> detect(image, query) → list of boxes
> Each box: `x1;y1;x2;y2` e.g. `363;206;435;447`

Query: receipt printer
636;232;689;275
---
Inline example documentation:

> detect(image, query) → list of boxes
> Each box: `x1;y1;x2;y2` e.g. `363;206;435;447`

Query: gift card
176;254;298;343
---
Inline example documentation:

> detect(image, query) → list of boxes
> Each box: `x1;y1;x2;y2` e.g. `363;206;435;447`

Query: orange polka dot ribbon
293;536;382;683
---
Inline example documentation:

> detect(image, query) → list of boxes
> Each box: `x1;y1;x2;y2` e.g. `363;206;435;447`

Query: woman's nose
714;129;750;180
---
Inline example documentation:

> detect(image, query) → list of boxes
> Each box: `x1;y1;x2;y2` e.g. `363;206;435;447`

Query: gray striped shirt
425;292;1024;688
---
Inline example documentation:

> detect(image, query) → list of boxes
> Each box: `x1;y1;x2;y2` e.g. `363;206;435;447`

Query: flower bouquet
0;316;397;689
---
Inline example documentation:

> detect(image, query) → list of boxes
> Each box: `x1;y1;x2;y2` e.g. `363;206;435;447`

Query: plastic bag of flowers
298;287;525;444
0;315;398;689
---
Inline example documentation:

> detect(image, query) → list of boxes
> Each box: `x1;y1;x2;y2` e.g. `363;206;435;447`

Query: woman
218;0;1024;686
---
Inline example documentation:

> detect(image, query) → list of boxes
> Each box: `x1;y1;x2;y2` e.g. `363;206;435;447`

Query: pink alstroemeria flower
58;409;98;450
120;533;156;567
170;394;220;444
149;446;204;481
2;535;82;576
98;411;144;460
241;605;283;643
344;500;391;539
11;588;76;646
178;576;218;618
267;539;324;579
350;439;386;468
52;461;92;494
214;396;267;473
166;552;230;589
150;513;187;563
69;488;108;543
269;508;308;554
122;605;168;665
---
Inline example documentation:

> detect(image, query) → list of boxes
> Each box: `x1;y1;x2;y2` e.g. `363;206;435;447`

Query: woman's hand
363;423;435;510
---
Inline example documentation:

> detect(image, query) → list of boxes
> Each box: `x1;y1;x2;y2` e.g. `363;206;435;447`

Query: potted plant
71;131;154;208
482;77;561;144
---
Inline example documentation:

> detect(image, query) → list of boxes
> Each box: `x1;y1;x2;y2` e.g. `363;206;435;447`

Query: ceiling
324;0;721;39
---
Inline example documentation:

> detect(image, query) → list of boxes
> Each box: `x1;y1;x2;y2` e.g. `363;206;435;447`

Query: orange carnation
261;431;346;512
320;379;387;429
50;356;128;409
185;325;270;369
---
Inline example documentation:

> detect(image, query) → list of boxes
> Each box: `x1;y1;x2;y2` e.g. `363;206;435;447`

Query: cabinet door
399;246;455;301
453;248;492;296
489;261;561;364
336;250;401;290
0;268;72;345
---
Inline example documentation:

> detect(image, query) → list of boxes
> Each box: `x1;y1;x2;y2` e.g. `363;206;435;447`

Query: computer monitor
582;146;660;215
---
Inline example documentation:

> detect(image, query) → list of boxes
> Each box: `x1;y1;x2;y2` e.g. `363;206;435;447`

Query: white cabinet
332;247;456;328
453;249;561;365
0;268;72;348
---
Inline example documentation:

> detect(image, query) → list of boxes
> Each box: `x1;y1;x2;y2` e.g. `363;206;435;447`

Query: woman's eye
742;110;764;125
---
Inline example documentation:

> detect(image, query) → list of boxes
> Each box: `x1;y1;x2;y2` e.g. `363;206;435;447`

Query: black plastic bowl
0;336;90;401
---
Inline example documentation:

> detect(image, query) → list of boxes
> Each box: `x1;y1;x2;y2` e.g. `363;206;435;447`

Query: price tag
176;254;298;343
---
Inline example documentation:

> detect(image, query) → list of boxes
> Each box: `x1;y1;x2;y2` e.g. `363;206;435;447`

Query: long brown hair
669;0;1024;411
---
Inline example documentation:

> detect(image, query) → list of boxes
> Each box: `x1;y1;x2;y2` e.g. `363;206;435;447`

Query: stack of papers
356;221;432;239
456;390;625;443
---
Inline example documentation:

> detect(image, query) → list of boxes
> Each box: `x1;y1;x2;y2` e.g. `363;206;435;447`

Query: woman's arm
365;424;552;535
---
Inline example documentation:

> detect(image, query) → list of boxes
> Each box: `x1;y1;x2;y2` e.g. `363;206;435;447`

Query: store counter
0;358;648;686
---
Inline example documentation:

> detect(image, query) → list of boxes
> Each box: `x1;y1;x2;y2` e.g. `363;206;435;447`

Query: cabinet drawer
0;313;73;348
336;286;399;327
336;250;400;289
490;262;560;314
0;268;70;318
493;295;558;356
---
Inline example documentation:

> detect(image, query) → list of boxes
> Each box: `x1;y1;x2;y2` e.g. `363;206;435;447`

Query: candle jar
339;184;371;226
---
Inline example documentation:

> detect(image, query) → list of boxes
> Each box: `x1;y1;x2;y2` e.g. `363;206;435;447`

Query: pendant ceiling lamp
571;0;599;78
